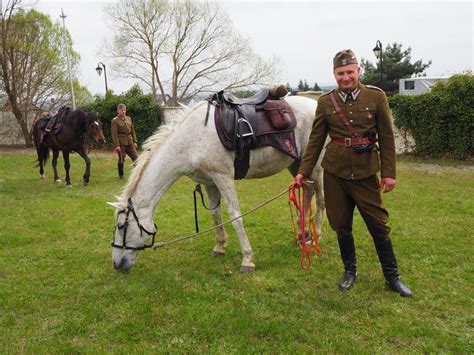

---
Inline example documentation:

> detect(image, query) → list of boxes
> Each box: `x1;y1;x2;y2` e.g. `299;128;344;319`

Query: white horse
109;95;325;273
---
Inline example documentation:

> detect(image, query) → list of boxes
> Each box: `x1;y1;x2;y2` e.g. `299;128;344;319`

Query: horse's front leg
62;151;72;186
204;185;227;256
213;174;255;273
77;149;91;186
52;150;61;183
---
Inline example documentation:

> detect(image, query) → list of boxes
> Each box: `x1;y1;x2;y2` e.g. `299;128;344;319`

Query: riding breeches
323;170;391;240
118;145;138;162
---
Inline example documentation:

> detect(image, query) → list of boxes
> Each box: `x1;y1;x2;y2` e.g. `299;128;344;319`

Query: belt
332;137;372;147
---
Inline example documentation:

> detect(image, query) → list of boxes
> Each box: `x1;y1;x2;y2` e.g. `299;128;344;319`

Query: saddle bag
263;100;295;129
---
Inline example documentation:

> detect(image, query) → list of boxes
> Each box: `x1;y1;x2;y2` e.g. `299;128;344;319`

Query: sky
30;0;473;96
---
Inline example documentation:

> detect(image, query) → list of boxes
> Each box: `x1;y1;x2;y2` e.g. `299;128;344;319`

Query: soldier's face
333;64;361;92
117;108;126;117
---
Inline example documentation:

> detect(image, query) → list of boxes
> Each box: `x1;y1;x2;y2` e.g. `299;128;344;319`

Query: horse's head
108;198;157;272
85;112;106;145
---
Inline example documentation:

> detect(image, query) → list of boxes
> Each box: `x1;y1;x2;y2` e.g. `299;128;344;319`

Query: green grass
1;151;473;353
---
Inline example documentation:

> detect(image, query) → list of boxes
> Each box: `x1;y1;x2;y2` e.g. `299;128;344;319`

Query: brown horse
33;108;106;186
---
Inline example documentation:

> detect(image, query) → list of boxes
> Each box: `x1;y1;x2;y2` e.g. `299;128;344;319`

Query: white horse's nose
113;258;123;270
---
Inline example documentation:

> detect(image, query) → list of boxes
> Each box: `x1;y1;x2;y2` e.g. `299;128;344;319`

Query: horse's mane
121;101;207;198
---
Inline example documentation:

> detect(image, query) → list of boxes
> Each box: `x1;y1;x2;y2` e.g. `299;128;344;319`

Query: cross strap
329;92;360;138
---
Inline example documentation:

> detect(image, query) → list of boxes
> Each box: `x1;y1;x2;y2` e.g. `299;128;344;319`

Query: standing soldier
111;103;138;179
293;49;412;297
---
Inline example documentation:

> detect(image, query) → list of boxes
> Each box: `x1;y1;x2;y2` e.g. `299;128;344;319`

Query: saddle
209;87;299;179
40;106;70;145
44;106;70;134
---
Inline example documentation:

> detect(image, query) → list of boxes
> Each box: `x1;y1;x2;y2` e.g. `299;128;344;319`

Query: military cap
333;49;358;69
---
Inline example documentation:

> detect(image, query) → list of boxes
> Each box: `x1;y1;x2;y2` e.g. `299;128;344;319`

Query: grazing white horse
109;96;325;273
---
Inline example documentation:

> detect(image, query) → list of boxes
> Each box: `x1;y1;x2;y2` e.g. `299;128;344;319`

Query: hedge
84;85;162;148
390;73;473;159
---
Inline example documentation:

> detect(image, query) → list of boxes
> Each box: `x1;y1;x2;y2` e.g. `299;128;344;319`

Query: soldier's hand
380;177;396;193
132;143;138;150
292;174;306;188
114;146;121;154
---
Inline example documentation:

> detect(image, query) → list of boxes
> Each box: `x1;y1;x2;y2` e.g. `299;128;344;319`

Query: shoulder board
366;85;384;92
319;90;334;98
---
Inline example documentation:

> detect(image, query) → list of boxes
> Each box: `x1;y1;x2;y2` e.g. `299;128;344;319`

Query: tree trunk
18;116;33;146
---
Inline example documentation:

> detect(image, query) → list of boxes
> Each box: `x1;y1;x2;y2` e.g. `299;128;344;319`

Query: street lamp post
372;40;383;87
95;62;108;93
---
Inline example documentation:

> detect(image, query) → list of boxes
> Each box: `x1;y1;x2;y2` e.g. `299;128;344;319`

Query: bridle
111;198;157;251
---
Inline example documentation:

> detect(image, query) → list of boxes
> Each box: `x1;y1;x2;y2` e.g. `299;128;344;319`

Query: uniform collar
337;83;362;102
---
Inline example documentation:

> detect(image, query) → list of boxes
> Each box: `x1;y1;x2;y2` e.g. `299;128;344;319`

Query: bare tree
105;0;171;102
0;1;79;145
105;0;279;106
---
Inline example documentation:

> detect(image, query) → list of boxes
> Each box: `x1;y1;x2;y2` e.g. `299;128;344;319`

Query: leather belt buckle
344;138;352;147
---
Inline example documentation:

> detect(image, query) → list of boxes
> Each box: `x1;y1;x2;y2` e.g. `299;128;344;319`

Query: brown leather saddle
208;89;299;179
39;106;70;145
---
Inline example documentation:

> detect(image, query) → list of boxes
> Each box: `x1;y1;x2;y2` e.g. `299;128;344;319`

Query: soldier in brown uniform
294;49;412;297
111;103;138;179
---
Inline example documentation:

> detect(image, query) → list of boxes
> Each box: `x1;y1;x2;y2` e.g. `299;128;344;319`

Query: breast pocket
358;104;377;124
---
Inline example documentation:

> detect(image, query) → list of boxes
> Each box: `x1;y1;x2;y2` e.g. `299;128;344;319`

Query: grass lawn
0;150;473;353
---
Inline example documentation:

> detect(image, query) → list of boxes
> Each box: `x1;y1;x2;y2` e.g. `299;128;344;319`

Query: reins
112;183;321;269
288;182;321;269
152;187;289;250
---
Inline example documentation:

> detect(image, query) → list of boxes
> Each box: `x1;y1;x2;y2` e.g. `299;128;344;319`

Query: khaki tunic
298;84;396;180
111;115;137;147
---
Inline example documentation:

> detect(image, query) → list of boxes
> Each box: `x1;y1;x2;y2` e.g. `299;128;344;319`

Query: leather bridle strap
111;198;157;251
193;184;221;233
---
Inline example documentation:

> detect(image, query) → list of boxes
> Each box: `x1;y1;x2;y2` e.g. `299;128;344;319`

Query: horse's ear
107;201;126;210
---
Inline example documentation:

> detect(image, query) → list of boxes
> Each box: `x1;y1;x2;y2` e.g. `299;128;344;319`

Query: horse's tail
36;146;49;166
33;120;49;166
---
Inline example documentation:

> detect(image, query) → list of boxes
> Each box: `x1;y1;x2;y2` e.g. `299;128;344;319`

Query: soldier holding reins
111;103;138;179
293;49;412;297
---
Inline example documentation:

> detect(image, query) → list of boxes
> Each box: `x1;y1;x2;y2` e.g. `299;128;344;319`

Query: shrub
84;85;162;147
390;73;473;159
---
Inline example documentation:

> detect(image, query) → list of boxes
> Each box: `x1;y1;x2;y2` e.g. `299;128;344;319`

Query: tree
0;1;80;145
105;0;279;107
85;84;161;146
297;79;310;91
73;80;94;108
313;82;321;91
360;42;431;94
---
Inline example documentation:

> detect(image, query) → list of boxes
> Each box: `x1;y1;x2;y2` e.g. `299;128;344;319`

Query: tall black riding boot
373;238;412;297
118;163;124;179
337;234;357;291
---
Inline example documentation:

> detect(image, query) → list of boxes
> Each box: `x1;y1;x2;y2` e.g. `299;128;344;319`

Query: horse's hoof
40;174;46;179
240;265;255;274
55;179;61;184
212;251;225;257
66;184;72;188
83;180;89;186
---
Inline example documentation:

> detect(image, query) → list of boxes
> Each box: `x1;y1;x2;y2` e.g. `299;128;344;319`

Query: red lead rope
288;183;321;269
